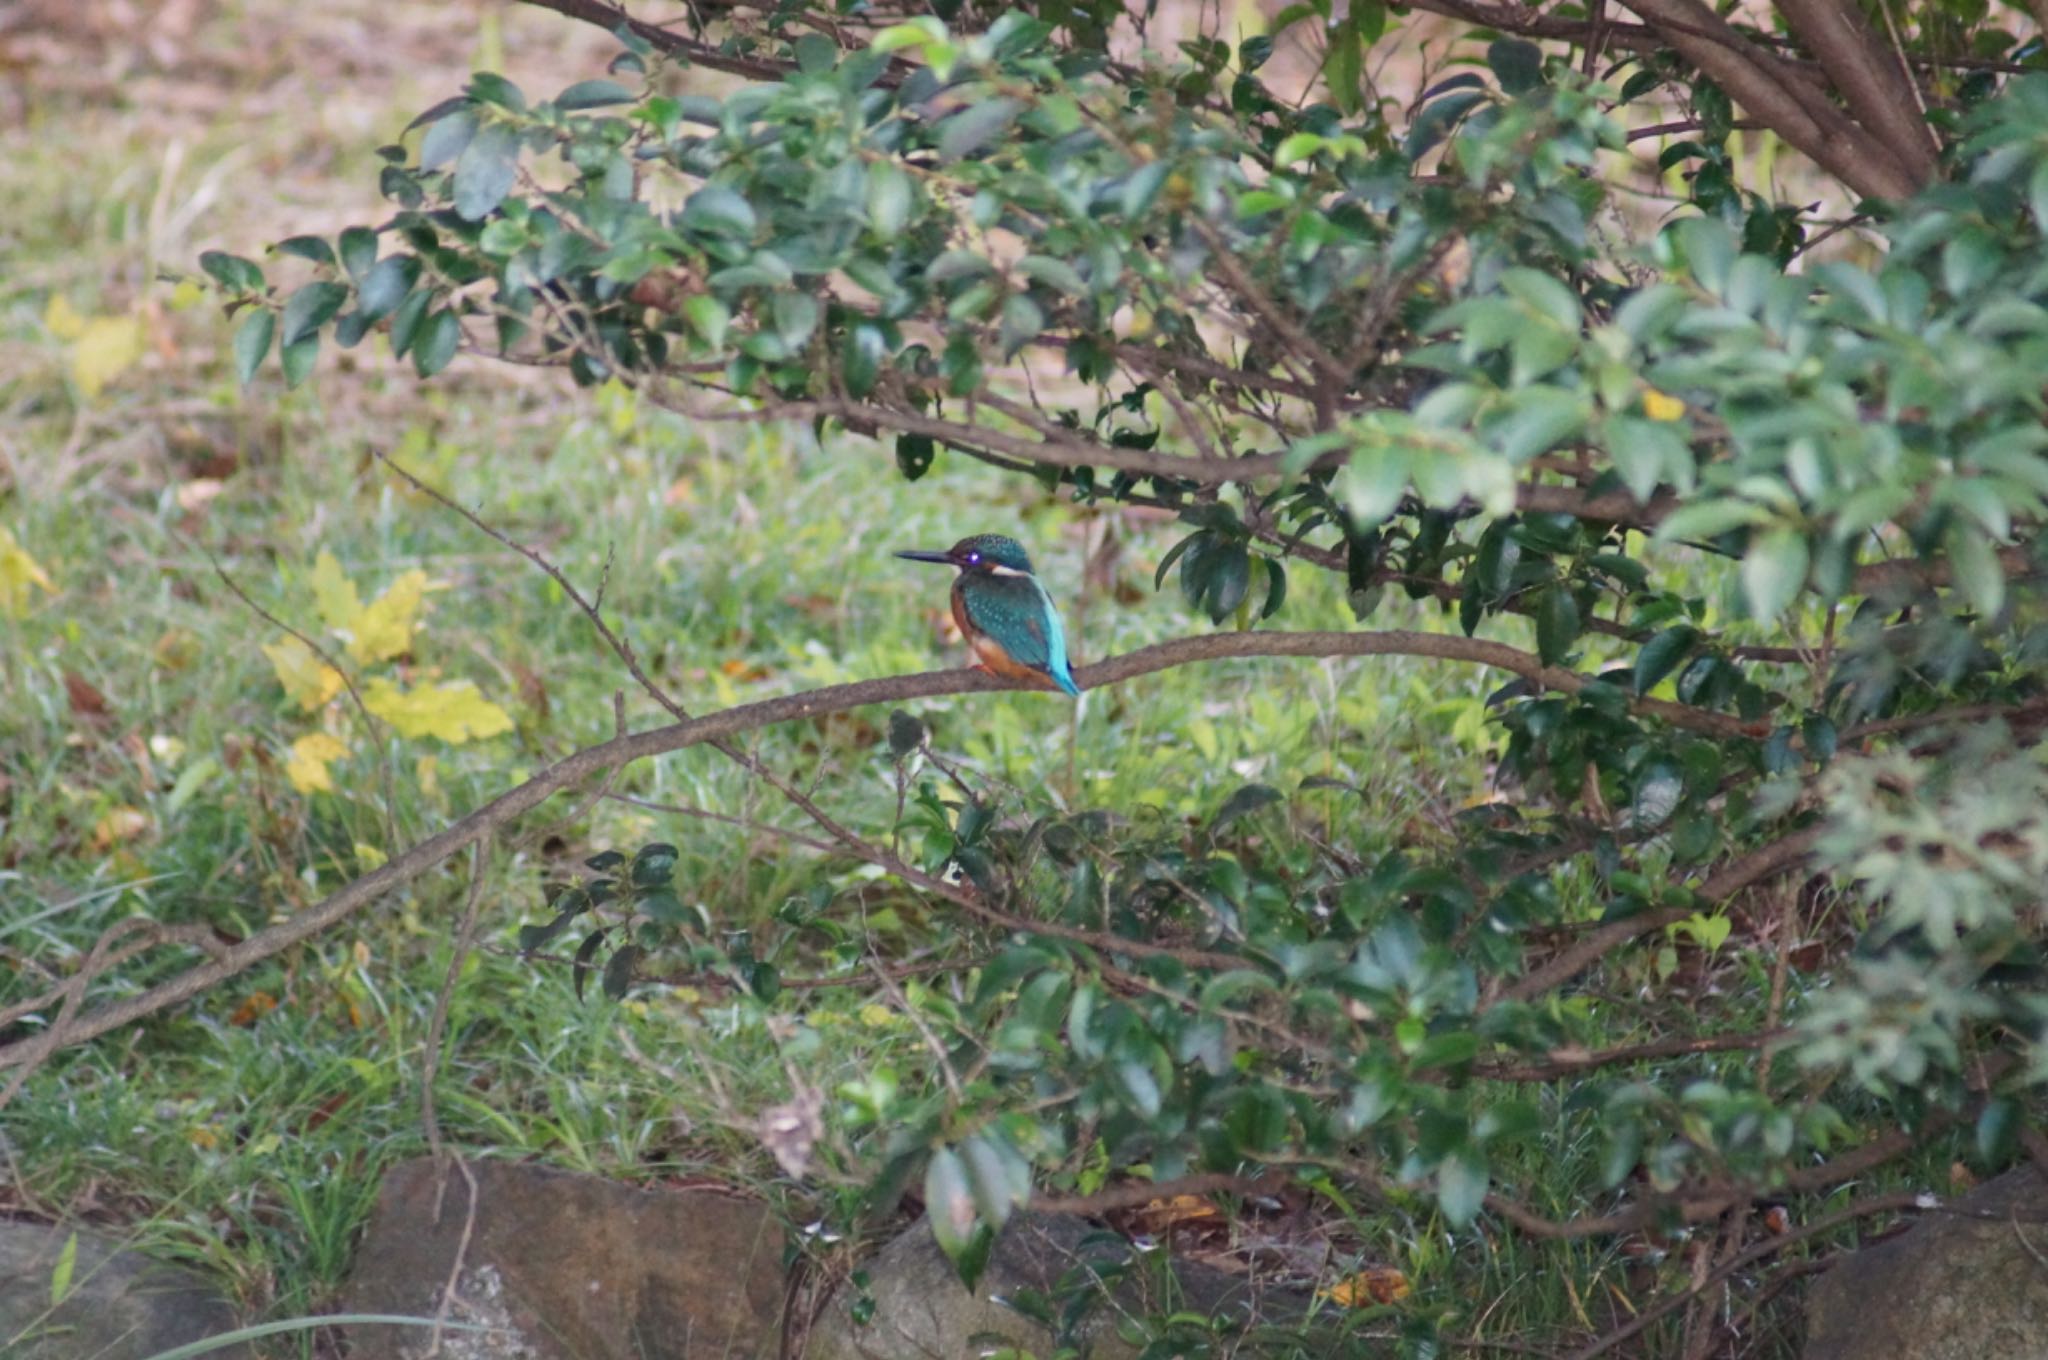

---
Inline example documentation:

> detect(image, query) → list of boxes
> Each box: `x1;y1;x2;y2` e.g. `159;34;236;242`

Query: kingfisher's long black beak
894;549;953;565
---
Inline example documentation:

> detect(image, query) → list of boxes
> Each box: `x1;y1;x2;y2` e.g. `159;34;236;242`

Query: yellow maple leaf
348;570;429;665
309;551;362;634
286;732;349;794
262;636;345;711
0;526;57;617
44;295;145;397
1642;388;1687;422
309;551;428;665
363;677;513;743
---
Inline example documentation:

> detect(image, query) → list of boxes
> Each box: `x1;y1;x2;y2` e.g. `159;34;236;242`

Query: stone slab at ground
1804;1167;2048;1360
0;1219;252;1360
804;1210;1316;1360
341;1157;785;1360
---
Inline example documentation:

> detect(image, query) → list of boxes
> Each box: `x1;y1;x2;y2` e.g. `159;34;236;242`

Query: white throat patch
985;563;1031;577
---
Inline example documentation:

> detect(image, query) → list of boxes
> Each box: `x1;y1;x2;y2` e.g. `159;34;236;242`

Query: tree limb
1615;0;1925;201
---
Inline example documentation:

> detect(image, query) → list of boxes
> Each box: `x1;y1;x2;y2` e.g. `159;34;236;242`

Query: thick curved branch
1773;0;1940;185
0;628;1757;1075
1615;0;1925;200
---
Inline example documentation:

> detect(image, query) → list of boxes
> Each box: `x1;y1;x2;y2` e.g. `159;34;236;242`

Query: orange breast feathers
951;590;1055;685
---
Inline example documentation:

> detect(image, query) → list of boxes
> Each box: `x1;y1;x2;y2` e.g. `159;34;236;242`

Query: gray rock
342;1158;785;1360
1804;1168;2048;1360
804;1212;1315;1360
0;1219;250;1360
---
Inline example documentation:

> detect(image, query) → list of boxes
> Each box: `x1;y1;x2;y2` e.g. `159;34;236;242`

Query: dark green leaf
200;250;265;293
466;72;527;112
1259;556;1287;619
601;943;645;1000
355;256;418;323
280;334;319;389
867;163;912;236
1634;625;1697;694
338;227;378;281
1204;540;1252;622
572;927;611;1003
276;235;335;266
843;323;886;397
418;106;479;170
388;289;432;358
960;1134;1031;1233
556;78;635;110
895;433;936;481
232;310;274;386
683;185;758;238
413;308;461;377
280;281;349;346
1535;585;1580;665
632;842;680;887
453;121;521;221
887;710;926;758
1487;39;1545;94
938;98;1024;162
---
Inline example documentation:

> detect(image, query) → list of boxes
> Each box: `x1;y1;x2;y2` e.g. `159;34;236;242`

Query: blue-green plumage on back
895;534;1080;696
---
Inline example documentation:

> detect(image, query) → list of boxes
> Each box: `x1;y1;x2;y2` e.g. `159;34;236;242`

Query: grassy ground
0;6;1522;1354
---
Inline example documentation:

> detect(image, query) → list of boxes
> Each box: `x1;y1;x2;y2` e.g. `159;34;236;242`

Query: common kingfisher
896;534;1081;696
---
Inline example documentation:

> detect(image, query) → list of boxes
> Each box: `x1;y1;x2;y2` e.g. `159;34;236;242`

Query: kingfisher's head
895;534;1037;578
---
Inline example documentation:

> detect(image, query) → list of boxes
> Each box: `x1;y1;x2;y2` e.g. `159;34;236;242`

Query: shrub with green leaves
195;2;2048;1352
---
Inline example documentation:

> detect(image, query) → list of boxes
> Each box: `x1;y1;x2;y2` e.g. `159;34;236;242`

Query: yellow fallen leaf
363;677;513;743
92;806;152;849
309;551;362;635
286;732;349;794
45;295;145;397
353;842;388;870
44;294;87;340
416;754;441;800
309;551;428;665
1642;388;1686;422
0;526;57;617
346;569;428;665
858;1003;896;1028
1320;1266;1411;1308
262;636;344;711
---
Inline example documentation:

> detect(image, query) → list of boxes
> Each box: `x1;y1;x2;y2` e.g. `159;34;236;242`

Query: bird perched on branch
896;534;1080;697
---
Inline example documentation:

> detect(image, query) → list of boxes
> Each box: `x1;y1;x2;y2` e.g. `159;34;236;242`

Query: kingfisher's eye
966;552;981;564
